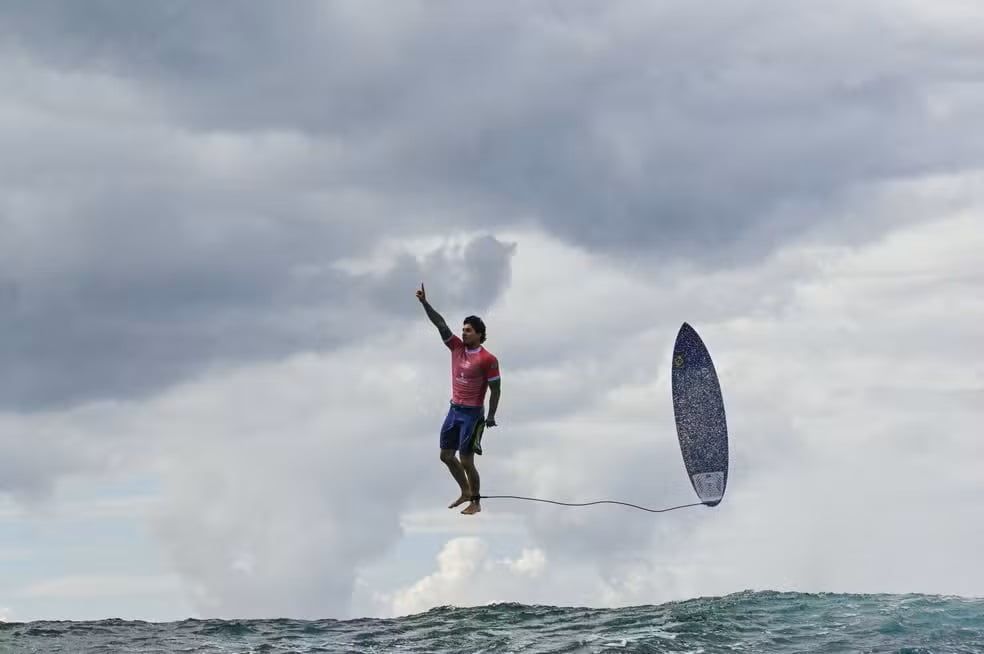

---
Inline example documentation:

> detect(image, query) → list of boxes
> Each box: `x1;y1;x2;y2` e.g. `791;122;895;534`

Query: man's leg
439;408;471;508
459;451;481;515
440;449;471;508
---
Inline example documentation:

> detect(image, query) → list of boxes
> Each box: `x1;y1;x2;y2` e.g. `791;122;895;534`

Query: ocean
1;591;982;653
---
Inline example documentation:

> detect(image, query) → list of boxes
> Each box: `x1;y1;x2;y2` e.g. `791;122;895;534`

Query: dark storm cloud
1;0;982;411
6;1;981;254
367;235;517;319
0;222;513;410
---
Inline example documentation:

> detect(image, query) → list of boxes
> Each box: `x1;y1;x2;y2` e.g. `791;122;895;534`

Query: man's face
462;323;480;347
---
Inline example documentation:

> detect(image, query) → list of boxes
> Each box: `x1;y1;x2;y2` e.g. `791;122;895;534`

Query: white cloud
382;537;551;617
3;199;982;620
140;347;433;619
362;192;983;614
506;548;547;577
0;400;142;502
400;509;526;536
1;1;983;623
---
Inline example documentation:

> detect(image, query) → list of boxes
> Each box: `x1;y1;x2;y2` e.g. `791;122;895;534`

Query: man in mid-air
416;283;500;515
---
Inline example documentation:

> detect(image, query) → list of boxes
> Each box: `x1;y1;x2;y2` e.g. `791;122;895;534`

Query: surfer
416;283;500;515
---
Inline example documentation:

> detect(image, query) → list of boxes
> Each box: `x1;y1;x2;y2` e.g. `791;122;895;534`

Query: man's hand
486;416;497;427
418;282;452;341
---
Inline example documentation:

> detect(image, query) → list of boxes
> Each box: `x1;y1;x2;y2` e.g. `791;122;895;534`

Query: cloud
0;217;514;411
138;326;474;619
0;38;518;411
381;537;553;617
492;206;983;600
3;0;983;417
0;226;514;501
377;535;703;618
1;0;982;622
3;195;982;620
0;201;977;621
198;194;984;617
18;574;182;599
399;509;526;536
0;493;156;522
8;2;984;252
0;401;136;501
368;200;983;615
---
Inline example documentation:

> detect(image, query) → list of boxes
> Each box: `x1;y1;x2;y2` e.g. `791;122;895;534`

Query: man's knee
459;453;475;470
440;449;457;464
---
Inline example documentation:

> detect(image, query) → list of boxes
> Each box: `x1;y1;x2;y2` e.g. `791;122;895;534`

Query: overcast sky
1;0;983;622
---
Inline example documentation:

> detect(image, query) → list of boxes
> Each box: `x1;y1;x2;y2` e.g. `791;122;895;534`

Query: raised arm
416;283;453;342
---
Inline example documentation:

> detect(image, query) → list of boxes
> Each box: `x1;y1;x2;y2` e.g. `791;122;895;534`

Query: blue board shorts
440;403;486;455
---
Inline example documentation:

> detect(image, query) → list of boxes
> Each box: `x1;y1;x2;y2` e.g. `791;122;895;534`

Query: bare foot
461;501;481;515
448;494;469;509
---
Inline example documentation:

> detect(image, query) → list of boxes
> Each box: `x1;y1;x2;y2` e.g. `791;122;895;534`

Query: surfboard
671;322;729;507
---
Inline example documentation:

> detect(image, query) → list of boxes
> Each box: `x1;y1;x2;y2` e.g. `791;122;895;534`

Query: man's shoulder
482;348;499;366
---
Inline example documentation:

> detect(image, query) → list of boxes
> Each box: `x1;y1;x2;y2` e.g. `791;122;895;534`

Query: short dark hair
463;315;486;343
